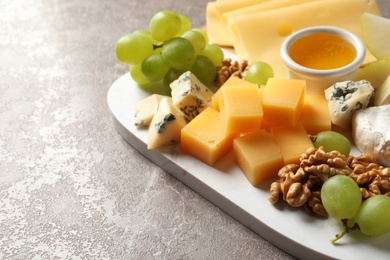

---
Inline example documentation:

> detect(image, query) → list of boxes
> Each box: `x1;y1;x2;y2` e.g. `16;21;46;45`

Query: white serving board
107;72;390;260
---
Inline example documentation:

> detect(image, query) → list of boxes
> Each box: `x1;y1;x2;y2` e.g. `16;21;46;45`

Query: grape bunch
321;175;390;242
115;10;224;91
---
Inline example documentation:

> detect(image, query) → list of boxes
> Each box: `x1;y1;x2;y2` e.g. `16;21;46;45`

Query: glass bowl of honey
280;26;366;94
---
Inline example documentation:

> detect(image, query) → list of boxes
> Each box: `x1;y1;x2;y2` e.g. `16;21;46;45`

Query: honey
289;33;357;70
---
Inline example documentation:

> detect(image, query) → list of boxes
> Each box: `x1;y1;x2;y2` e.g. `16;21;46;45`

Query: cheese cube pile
180;76;328;186
206;0;381;78
135;72;331;187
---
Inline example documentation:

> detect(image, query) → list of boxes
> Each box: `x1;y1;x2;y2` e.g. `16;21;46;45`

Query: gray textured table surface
1;1;389;259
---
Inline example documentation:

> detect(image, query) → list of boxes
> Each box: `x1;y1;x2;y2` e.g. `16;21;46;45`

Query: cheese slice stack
207;0;382;78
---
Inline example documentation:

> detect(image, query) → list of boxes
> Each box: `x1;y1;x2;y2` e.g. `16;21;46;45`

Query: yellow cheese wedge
270;122;314;165
233;130;284;186
374;75;390;106
228;0;381;78
212;76;255;111
299;94;331;135
206;0;270;46
180;107;237;166
219;84;263;134
261;78;306;127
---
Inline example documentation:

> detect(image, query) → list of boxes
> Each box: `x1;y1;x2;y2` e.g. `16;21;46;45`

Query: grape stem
308;134;317;143
330;219;359;243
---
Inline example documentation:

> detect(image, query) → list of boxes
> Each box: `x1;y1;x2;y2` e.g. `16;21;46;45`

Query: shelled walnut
268;146;390;217
215;58;249;87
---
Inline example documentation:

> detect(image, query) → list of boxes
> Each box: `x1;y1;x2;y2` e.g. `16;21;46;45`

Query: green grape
115;34;154;65
153;47;163;54
311;131;351;157
355;195;390;236
193;28;209;44
150;10;181;42
133;29;162;46
321;175;362;220
200;44;224;67
190;55;216;84
181;30;207;54
176;14;192;36
162;37;196;70
245;61;274;86
141;54;171;82
163;68;186;87
130;64;151;85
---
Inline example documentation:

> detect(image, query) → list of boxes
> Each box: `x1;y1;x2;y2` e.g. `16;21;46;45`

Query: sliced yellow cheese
219;84;263;134
224;0;322;35
233;130;284;186
299;94;331;135
270;122;314;165
212;76;254;111
228;0;381;78
261;78;306;127
180;107;237;166
206;0;270;46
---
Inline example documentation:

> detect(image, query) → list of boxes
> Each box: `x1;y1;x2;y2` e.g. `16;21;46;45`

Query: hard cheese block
299;94;331;135
227;0;381;78
148;97;187;149
233;130;284;186
212;76;254;111
219;84;263;134
261;78;305;127
180;107;237;166
270;122;313;165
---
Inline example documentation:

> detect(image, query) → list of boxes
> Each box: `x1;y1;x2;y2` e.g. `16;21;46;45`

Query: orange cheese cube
212;76;255;111
219;84;263;134
234;130;284;186
270;123;314;165
299;94;331;135
261;78;306;127
180;107;237;165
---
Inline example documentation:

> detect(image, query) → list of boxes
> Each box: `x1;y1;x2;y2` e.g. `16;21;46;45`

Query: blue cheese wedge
147;97;187;149
134;94;166;127
324;80;374;129
170;71;214;121
352;104;390;166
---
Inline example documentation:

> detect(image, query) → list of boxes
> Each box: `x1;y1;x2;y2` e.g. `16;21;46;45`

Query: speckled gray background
1;0;389;259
